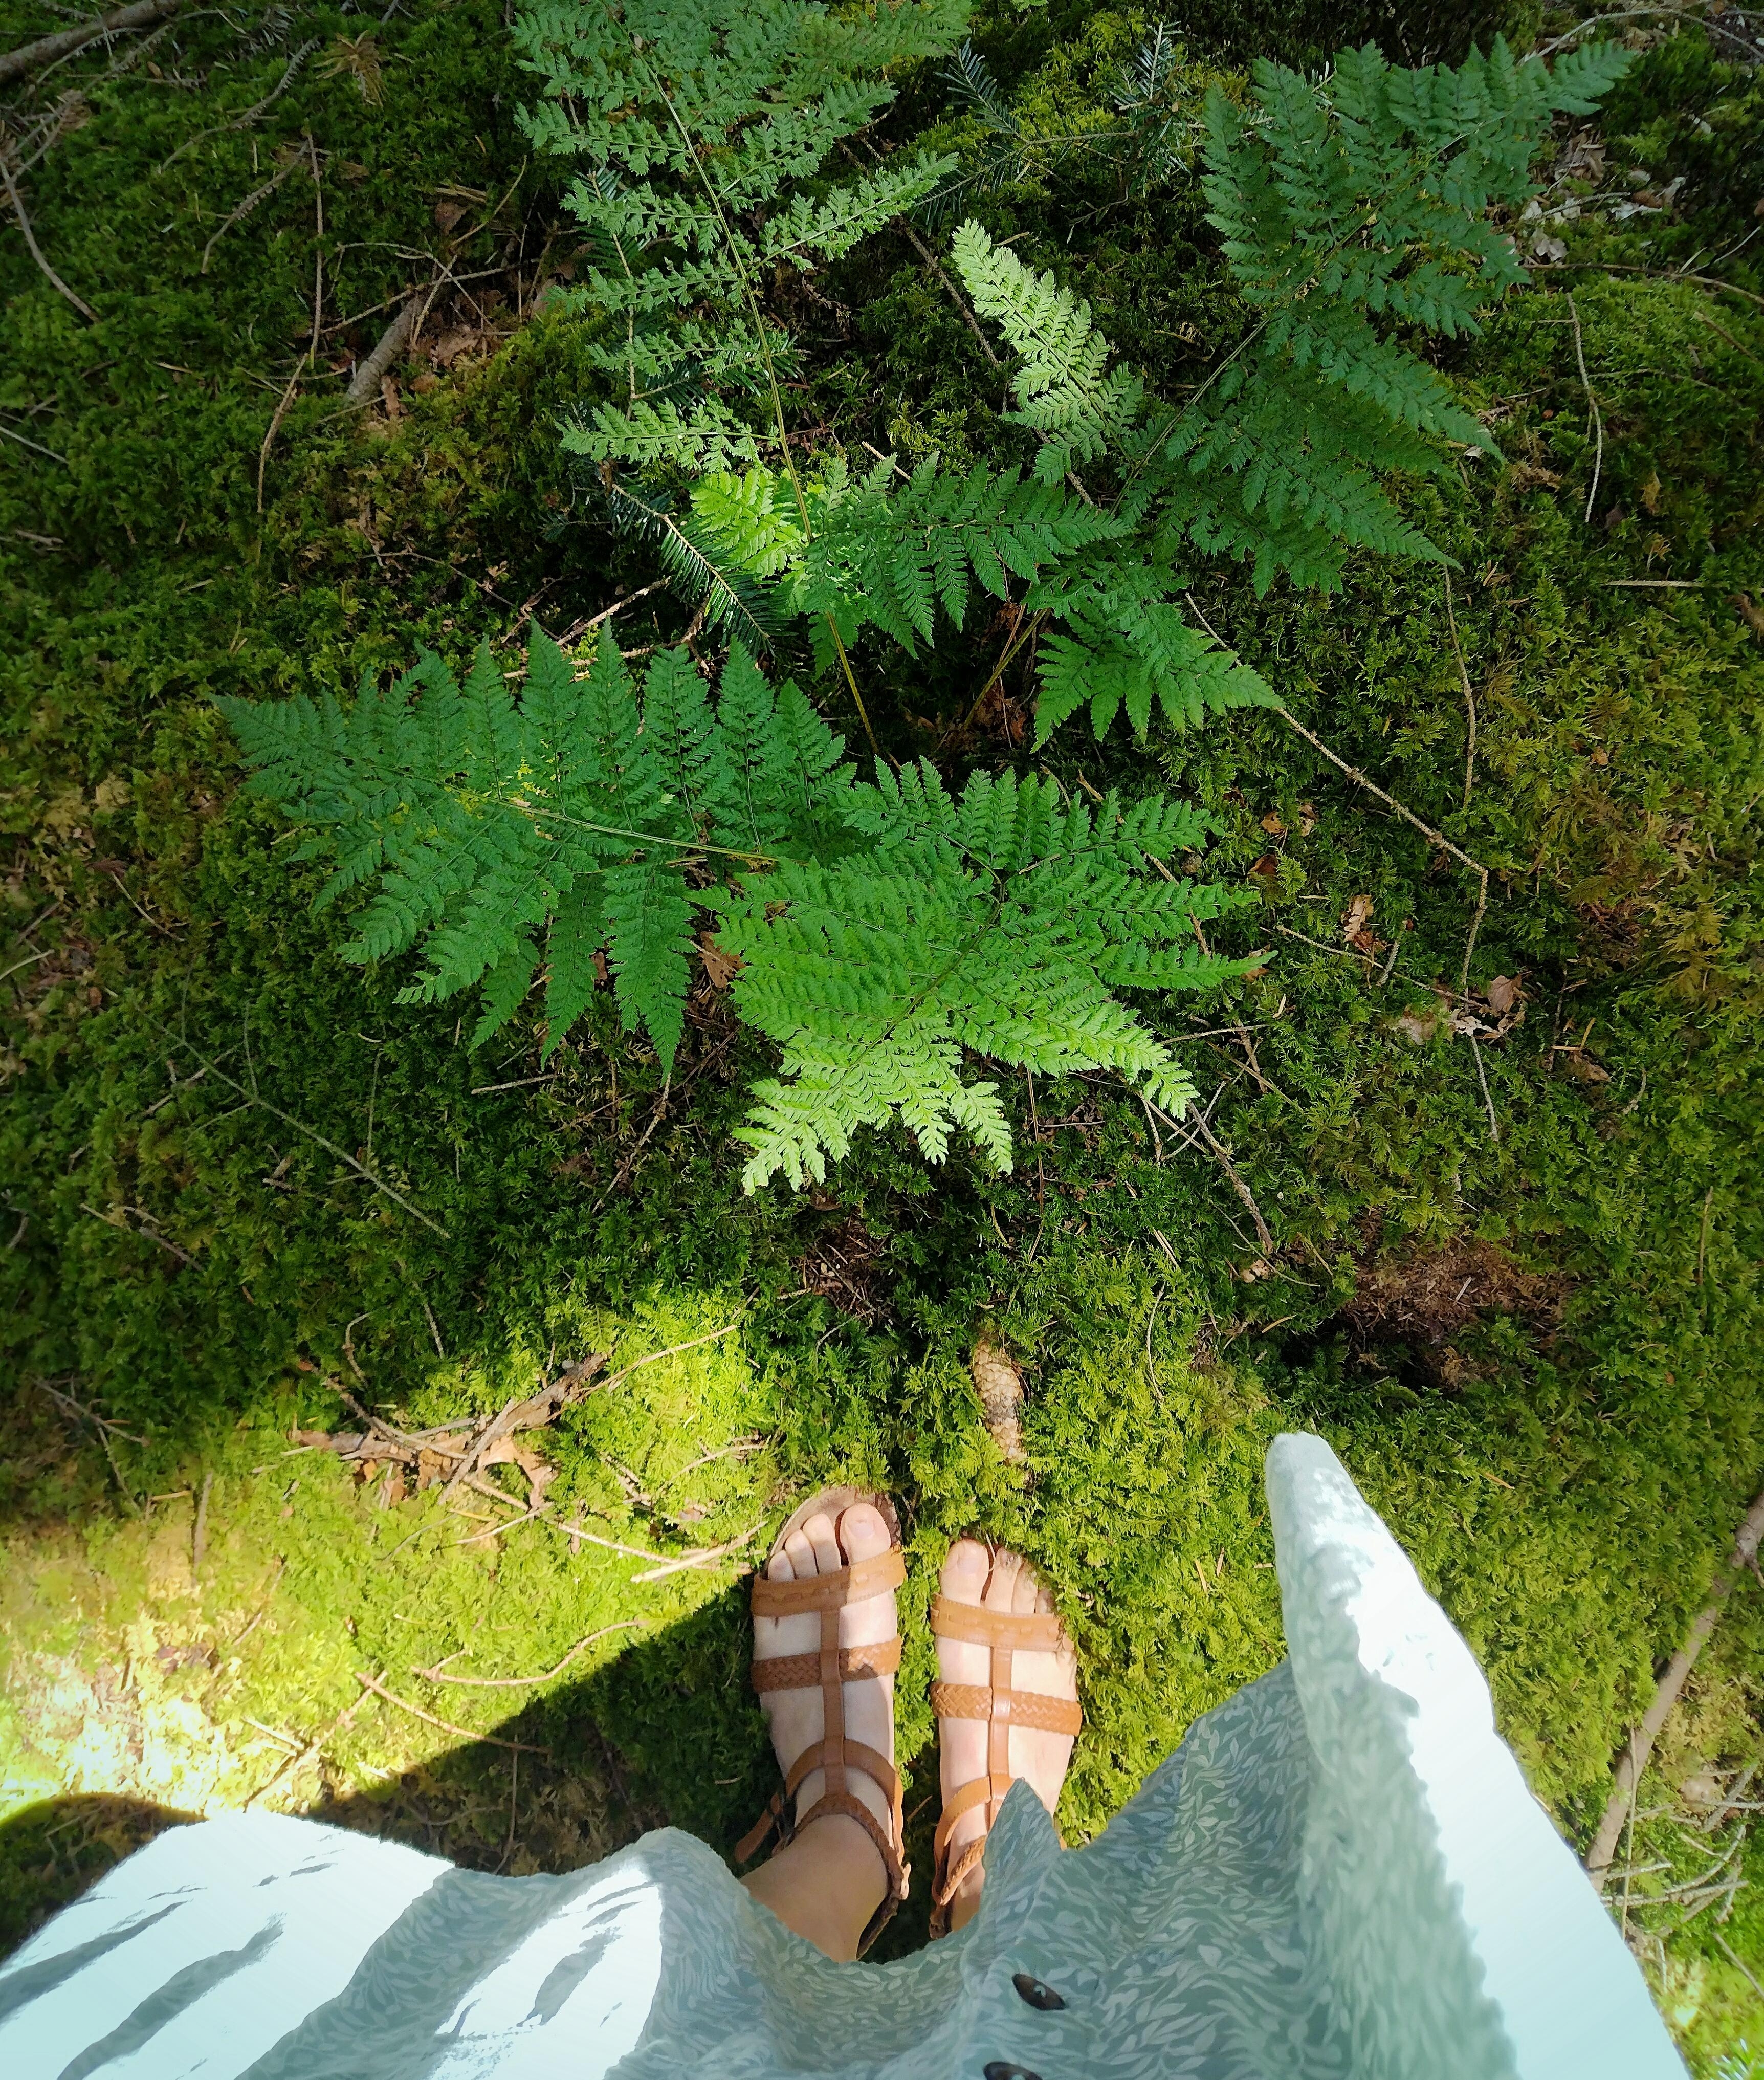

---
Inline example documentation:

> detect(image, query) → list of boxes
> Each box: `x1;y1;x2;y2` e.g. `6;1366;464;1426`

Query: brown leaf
382;1464;407;1507
1342;893;1375;950
698;933;742;991
1259;810;1287;836
1734;593;1764;641
290;1427;332;1448
415;1447;448;1488
380;375;403;420
1393;1008;1439;1045
1485;974;1523;1017
433;199;467;232
1247;853;1281;885
1295;802;1318;836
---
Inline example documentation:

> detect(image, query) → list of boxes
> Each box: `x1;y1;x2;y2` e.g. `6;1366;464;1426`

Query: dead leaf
380;375;403;420
1259;811;1287;836
1247;853;1281;886
1485;975;1523;1018
1640;471;1662;515
415;1447;447;1488
290;1427;330;1447
698;933;742;991
433;198;467;232
1560;1050;1612;1084
1394;1008;1439;1045
1295;802;1318;836
1342;893;1376;951
1530;230;1568;264
382;1464;406;1506
1734;593;1764;641
428;328;483;368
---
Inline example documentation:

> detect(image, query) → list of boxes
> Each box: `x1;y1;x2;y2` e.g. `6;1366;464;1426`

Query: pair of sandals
734;1485;1082;1954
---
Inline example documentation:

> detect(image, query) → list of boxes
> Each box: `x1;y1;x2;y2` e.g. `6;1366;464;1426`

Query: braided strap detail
751;1638;901;1693
930;1678;1082;1735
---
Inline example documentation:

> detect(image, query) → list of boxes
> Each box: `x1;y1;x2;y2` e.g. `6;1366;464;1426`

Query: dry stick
257;136;323;510
0;0;188;86
344;293;421;406
355;1671;549;1754
0;151;96;320
1469;1033;1501;1144
1444;571;1476;815
1585;1481;1764;1887
1187;1108;1274;1255
244;1692;364;1809
1274;706;1490;1004
414;1622;644;1688
191;1469;214;1581
38;1379;143;1514
1714;1931;1764;2003
631;1521;764;1584
1565;293;1605;526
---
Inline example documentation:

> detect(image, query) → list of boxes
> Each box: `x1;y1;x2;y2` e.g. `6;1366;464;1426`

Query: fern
947;35;1631;741
516;0;966;477
223;636;1253;1191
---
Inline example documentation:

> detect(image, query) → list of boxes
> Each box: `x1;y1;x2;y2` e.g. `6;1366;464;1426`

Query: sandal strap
752;1637;901;1693
929;1593;1066;1653
752;1548;904;1614
928;1572;1082;1937
930;1678;1082;1736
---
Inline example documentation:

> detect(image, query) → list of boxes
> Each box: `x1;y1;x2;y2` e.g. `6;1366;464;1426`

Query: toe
837;1502;890;1563
941;1537;990;1605
803;1511;842;1576
1011;1559;1042;1615
767;1543;796;1582
984;1549;1022;1609
1035;1580;1054;1614
783;1525;817;1579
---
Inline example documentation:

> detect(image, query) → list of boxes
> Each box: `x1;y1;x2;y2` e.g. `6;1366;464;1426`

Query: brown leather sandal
929;1549;1083;1937
734;1484;911;1955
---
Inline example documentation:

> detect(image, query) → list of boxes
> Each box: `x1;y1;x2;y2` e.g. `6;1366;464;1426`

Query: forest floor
2;0;1762;2065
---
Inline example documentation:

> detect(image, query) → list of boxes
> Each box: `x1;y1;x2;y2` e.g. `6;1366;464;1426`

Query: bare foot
936;1541;1078;1932
741;1501;898;1959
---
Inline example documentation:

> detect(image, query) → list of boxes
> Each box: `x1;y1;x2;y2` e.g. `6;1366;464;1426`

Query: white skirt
0;1435;1683;2079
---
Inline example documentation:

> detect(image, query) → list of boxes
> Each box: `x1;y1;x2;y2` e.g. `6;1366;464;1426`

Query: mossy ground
2;0;1762;2062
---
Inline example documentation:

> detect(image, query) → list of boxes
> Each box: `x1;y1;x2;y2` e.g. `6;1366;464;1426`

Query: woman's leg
740;1501;897;1962
935;1543;1079;1933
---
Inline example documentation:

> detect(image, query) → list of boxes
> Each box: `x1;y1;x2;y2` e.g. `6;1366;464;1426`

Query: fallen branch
631;1521;764;1583
1564;293;1605;525
0;0;187;87
159;37;318;173
1585;1480;1764;1887
1187;1108;1275;1254
243;1694;363;1809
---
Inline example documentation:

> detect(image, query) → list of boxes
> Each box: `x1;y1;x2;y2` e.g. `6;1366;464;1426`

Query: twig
1188;1110;1274;1254
1470;1034;1501;1143
242;1697;361;1809
1695;1184;1714;1286
631;1521;764;1583
1444;572;1476;815
433;1351;609;1510
36;1379;143;1513
159;1028;448;1235
1714;1931;1764;2003
414;1622;643;1688
1274;706;1490;1002
1;151;96;320
191;1469;214;1581
256;134;324;511
345;293;420;406
0;0;188;86
1586;1480;1764;1885
1564;293;1604;526
0;419;68;464
354;1671;548;1754
590;1073;672;1214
